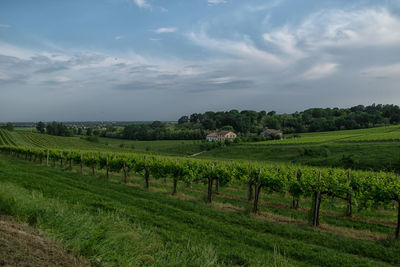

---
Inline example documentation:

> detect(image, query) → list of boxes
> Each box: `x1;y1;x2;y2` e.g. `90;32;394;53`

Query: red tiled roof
207;132;218;137
218;130;231;135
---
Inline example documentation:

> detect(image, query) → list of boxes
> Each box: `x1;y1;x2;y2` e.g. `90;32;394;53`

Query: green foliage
180;104;400;134
45;121;73;137
2;122;14;131
85;135;99;143
36;121;45;134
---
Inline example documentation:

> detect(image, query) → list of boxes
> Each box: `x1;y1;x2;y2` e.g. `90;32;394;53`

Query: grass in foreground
1;155;400;266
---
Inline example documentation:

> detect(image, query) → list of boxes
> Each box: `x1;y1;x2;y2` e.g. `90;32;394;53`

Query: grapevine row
1;145;399;241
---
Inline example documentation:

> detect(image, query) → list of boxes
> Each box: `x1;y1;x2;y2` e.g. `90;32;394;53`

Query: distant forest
119;104;400;141
32;104;400;141
177;104;400;135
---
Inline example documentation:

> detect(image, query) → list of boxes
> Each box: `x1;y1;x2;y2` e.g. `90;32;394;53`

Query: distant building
261;129;283;139
206;131;237;142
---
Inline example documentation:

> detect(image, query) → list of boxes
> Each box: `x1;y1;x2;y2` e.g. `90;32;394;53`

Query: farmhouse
261;129;283;139
206;131;237;142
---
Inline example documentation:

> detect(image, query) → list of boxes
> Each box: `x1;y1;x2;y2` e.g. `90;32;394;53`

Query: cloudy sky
1;0;400;121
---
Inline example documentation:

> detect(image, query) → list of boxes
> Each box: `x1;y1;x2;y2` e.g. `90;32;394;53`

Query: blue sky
1;0;400;121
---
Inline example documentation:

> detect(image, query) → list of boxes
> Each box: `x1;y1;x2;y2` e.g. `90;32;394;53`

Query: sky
0;0;400;122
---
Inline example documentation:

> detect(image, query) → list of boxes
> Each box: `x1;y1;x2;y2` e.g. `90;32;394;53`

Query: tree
178;116;189;124
86;128;93;136
36;121;46;134
5;122;14;131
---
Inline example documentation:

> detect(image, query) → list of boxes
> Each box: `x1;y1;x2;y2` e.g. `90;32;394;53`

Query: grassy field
196;125;400;171
0;155;400;266
255;125;400;145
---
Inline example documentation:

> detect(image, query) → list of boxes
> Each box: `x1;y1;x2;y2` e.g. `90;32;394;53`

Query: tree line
178;104;400;134
36;121;73;137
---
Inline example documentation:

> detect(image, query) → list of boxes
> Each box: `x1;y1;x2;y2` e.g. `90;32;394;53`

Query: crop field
253;125;400;145
0;154;400;266
197;126;400;171
2;126;400;171
0;129;202;156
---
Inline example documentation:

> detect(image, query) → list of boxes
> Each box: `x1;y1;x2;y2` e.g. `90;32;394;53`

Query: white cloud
295;8;400;48
208;0;227;5
133;0;151;9
188;31;284;67
54;76;70;83
208;76;234;84
0;24;10;28
154;27;176;34
0;72;8;80
362;63;400;78
299;63;338;80
115;36;123;40
263;26;306;60
0;41;36;59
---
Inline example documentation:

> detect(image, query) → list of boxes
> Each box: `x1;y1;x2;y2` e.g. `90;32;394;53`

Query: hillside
2;125;400;171
197;125;400;171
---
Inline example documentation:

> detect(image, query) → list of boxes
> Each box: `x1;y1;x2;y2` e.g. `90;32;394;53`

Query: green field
196;126;400;171
1;155;399;266
2;126;400;171
254;125;400;145
0;129;203;156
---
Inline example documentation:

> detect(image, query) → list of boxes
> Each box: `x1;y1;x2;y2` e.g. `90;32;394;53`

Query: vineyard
0;129;203;156
1;145;399;240
253;125;400;145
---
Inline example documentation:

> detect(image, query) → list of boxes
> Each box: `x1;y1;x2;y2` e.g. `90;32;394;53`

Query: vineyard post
215;177;219;195
292;170;299;209
46;150;49;166
252;168;262;213
80;154;83;174
40;153;43;165
311;171;322;227
106;156;109;179
172;175;178;195
163;158;167;184
69;157;72;170
91;153;95;176
207;163;214;203
248;164;253;201
60;152;63;168
185;160;191;188
248;179;253;201
123;161;127;183
346;170;352;217
396;199;400;241
144;156;149;189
